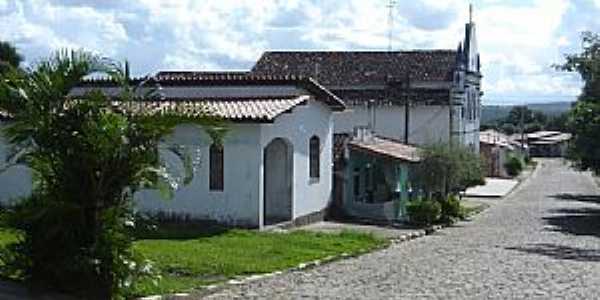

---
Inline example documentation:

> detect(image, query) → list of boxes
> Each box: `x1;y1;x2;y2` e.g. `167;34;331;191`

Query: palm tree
0;50;212;298
0;41;23;73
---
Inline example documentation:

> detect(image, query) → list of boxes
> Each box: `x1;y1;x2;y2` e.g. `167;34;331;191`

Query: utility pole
404;75;410;144
520;104;526;151
387;0;396;51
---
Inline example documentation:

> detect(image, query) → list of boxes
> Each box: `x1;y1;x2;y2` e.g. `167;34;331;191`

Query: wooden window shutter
309;136;320;179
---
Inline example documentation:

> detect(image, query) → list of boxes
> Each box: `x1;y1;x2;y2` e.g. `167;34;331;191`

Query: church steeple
463;4;479;73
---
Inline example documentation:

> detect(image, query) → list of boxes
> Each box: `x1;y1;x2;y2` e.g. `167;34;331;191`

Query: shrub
438;195;463;223
415;143;485;198
406;199;441;226
504;155;524;177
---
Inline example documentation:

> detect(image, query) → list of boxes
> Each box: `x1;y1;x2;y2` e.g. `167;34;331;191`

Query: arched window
309;136;320;179
209;143;224;191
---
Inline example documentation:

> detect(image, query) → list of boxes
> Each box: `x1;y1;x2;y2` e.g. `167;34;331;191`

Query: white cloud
0;0;596;104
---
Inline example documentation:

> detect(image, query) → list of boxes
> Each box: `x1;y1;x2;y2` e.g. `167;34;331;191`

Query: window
209;143;224;191
353;168;361;197
309;136;320;179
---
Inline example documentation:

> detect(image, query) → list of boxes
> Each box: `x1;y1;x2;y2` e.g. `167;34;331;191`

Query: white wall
135;124;262;227
0;122;33;205
333;105;450;146
0;101;335;228
259;99;334;225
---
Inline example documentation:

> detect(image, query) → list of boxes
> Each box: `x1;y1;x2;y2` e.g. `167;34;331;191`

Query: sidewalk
294;221;424;240
464;177;519;198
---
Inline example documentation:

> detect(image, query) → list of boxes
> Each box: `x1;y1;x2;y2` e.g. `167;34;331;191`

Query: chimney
353;126;374;144
367;99;376;132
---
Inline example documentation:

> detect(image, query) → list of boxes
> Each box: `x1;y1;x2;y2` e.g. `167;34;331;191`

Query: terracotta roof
78;74;345;111
526;131;562;139
252;50;458;86
251;51;457;104
334;88;451;105
108;95;308;121
349;136;421;163
480;130;515;150
539;133;571;142
155;70;250;81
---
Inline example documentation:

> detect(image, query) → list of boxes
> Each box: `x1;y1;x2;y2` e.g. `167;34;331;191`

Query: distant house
251;19;482;152
525;131;571;157
479;130;522;178
0;74;346;228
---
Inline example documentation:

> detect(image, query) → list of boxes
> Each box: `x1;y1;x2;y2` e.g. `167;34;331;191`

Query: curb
503;161;541;200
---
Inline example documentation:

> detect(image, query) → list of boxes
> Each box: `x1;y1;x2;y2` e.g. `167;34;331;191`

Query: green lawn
0;225;387;297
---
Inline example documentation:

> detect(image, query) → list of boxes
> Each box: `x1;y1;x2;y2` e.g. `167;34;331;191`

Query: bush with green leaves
504;155;524;177
0;51;219;299
415;143;485;198
406;198;441;226
438;195;463;223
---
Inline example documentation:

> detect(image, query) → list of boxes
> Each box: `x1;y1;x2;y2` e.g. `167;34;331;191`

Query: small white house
0;74;345;229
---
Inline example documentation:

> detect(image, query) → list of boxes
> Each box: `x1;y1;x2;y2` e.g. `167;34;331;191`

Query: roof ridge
261;49;457;54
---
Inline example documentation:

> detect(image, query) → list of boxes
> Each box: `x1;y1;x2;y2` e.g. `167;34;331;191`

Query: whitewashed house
251;18;482;152
0;74;345;228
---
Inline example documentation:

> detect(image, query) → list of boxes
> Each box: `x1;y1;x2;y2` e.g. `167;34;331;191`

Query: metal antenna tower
387;0;396;51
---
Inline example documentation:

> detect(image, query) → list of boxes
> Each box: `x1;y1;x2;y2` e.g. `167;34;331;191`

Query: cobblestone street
204;159;600;299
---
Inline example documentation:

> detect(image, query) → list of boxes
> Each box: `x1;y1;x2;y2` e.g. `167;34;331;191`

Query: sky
0;0;598;105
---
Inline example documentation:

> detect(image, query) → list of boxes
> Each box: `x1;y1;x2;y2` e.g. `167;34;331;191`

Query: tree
0;50;217;298
546;113;569;132
415;143;485;198
0;41;23;74
557;31;600;174
505;106;534;126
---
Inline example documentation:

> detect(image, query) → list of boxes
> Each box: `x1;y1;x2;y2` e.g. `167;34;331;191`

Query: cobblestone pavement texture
203;159;600;299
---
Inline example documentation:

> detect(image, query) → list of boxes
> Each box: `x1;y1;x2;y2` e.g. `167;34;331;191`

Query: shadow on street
543;193;600;238
550;193;600;204
506;243;600;262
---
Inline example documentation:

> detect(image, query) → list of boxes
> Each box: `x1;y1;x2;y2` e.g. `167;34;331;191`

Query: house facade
251;19;482;152
525;131;571;157
479;129;520;178
0;75;345;228
340;129;421;222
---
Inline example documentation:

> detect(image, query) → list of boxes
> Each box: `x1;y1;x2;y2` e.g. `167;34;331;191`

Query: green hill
482;101;573;124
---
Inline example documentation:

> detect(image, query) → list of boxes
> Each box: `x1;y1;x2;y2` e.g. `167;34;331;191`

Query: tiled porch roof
349;136;421;163
107;95;309;122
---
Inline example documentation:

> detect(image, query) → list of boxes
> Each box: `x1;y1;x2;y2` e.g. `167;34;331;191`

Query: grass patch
460;200;490;219
0;223;386;297
131;228;386;296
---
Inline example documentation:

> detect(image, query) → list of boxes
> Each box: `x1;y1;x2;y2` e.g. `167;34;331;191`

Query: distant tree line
481;106;569;135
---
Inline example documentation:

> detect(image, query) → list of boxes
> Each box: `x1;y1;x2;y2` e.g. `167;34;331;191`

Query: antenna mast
387;0;396;51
